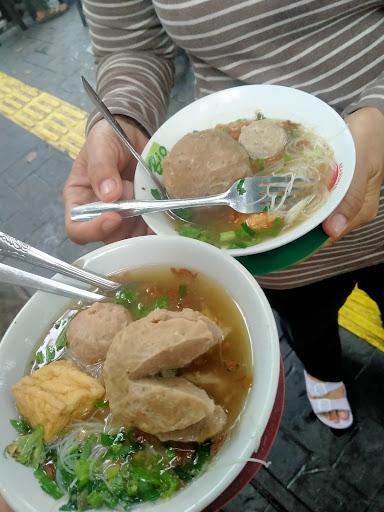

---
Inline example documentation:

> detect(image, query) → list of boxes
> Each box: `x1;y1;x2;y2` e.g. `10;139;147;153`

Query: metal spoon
0;231;119;291
0;262;107;303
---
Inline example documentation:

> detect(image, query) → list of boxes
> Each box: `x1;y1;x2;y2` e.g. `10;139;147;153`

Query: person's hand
64;116;150;244
0;496;12;512
322;107;384;239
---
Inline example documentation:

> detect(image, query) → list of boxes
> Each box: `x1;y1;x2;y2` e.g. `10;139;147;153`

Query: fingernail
330;213;347;237
100;179;115;197
101;218;119;233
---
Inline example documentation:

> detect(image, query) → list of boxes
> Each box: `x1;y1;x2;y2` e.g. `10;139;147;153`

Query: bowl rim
134;84;356;257
0;235;280;512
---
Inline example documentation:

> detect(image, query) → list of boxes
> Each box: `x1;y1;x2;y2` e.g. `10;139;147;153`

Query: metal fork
71;174;309;221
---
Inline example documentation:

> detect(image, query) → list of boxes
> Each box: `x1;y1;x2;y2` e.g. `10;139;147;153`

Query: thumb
322;173;365;239
86;128;124;202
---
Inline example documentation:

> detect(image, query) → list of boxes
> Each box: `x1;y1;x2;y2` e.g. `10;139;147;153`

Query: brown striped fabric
84;0;384;288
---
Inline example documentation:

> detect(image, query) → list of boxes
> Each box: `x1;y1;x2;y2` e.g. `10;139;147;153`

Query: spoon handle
71;195;228;221
82;76;165;193
0;262;107;303
0;231;119;291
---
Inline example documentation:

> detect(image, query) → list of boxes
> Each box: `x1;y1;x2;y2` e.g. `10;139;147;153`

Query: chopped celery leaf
115;286;137;306
10;419;31;435
5;424;45;469
34;467;64;499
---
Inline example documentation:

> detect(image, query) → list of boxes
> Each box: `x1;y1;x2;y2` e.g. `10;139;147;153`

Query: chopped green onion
74;458;90;487
46;346;56;362
55;331;67;350
151;188;162;200
219;231;236;243
241;223;255;237
178;284;188;298
173;208;192;221
94;399;109;409
254;159;265;172
236;179;246;195
283;153;294;162
153;296;169;310
35;351;44;365
87;491;104;508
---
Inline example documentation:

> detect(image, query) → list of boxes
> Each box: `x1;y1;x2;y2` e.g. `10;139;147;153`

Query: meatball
162;128;252;198
156;405;227;443
105;308;223;379
239;120;287;159
67;302;132;364
103;375;215;434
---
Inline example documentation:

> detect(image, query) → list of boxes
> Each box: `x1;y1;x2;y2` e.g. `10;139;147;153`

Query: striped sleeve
343;71;384;116
83;0;177;135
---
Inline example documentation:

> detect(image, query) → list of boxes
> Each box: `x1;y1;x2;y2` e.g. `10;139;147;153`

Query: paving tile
0;183;23;222
350;349;384;425
223;483;272;512
267;429;309;486
4;141;55;188
34;151;72;189
0;128;41;173
288;469;369;512
366;484;384;512
2;209;44;241
330;418;384;500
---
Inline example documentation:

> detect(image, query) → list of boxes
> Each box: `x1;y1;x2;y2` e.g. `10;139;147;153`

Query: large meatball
103;375;215;434
156;404;227;443
162;128;252;198
239;120;287;159
105;308;223;379
67;302;132;364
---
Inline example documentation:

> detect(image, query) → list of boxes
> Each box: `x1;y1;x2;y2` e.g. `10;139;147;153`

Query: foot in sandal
304;370;353;429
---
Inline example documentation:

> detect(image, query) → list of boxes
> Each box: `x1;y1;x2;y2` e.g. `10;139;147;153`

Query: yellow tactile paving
0;71;383;350
0;71;87;159
339;287;384;351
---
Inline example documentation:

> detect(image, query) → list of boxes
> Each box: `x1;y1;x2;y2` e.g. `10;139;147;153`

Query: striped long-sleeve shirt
84;0;384;289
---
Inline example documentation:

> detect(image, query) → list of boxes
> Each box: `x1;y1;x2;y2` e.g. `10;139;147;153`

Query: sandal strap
309;397;351;415
304;370;344;397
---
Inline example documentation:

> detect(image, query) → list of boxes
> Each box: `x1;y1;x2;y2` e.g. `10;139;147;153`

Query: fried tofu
12;360;104;441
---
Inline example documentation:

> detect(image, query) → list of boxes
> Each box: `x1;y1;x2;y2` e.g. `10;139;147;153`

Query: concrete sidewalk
1;7;384;512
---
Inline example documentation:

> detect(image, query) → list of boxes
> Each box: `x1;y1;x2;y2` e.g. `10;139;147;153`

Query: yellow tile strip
0;71;383;350
0;71;87;159
339;287;384;351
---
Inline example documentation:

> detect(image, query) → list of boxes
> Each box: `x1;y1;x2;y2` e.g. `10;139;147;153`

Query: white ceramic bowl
0;236;279;512
134;84;356;257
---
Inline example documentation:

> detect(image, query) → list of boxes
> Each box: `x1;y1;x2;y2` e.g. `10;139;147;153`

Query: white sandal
304;370;353;429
